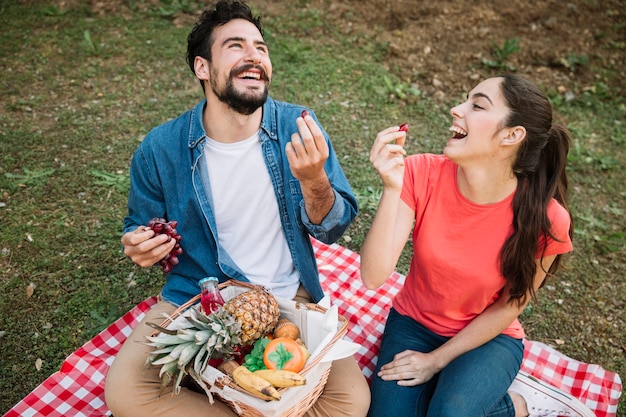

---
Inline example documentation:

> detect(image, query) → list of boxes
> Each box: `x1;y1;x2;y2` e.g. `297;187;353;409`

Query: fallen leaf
26;283;36;298
35;358;43;371
555;339;565;345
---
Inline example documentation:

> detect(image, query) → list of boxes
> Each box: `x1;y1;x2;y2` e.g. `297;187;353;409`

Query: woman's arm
360;126;414;289
378;255;556;385
361;194;414;289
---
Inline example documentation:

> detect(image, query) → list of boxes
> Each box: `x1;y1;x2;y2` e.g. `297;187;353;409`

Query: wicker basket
152;280;348;417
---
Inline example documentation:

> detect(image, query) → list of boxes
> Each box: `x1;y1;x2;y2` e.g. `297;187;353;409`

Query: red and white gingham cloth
3;297;158;417
520;339;623;416
4;240;622;417
311;238;406;381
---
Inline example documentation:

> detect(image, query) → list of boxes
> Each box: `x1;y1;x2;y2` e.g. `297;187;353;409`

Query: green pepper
242;337;270;372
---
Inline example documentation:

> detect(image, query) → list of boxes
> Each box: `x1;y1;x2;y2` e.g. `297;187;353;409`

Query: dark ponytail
498;75;573;305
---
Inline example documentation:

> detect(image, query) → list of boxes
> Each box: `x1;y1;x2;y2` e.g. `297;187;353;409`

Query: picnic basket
151;279;349;417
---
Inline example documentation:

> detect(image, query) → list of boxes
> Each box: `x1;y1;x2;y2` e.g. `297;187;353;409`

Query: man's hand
285;111;330;182
285;111;334;224
121;226;176;267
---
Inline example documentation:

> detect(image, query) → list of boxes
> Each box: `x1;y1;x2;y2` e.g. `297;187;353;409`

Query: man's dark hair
186;0;263;75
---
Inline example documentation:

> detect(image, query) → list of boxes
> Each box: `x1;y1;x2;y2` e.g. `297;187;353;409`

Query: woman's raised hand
370;125;408;190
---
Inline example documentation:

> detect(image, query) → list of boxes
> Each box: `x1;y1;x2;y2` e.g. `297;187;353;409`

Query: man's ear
502;126;526;146
194;56;210;82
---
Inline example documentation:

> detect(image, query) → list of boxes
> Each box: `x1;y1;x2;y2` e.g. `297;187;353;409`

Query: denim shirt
124;97;358;306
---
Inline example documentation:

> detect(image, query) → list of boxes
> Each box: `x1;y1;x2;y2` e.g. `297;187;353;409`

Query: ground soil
86;0;625;102
296;0;626;101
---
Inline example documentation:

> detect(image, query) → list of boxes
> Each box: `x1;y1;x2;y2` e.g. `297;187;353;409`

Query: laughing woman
361;75;593;417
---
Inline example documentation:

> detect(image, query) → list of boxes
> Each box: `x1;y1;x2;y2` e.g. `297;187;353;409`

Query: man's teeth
238;71;261;79
449;126;467;139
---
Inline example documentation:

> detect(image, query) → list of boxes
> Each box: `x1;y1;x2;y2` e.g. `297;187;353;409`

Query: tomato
262;337;306;372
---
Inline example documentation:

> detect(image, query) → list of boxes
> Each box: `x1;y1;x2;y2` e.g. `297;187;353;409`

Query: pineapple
223;288;280;345
145;287;280;395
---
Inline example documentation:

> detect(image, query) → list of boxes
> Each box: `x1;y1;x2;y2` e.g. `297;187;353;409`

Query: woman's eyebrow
469;92;493;105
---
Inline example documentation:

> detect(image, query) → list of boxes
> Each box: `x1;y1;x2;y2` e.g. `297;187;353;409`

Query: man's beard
210;66;269;116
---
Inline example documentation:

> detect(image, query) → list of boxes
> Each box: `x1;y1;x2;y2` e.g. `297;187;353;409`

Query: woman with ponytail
361;75;592;417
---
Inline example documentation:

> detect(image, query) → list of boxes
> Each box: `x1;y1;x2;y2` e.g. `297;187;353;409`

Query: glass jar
198;277;225;314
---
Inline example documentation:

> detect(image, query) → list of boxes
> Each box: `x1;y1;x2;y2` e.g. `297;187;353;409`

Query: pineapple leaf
151;343;187;365
206;333;218;348
160;370;174;394
145;321;178;335
150;345;178;356
158;359;179;378
193;344;209;374
146;333;189;345
173;367;186;395
176;329;198;342
188;367;215;403
194;329;213;344
178;342;202;367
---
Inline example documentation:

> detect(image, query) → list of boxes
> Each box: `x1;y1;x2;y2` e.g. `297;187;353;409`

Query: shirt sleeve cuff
300;188;344;236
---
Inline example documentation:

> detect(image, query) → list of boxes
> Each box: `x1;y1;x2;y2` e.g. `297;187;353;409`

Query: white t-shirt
204;131;300;299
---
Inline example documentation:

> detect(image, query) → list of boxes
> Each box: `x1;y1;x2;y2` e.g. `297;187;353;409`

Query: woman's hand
121;226;176;268
377;349;441;386
370;126;408;190
360;125;413;289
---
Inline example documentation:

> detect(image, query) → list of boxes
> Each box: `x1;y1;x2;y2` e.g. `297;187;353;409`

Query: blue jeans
368;309;524;417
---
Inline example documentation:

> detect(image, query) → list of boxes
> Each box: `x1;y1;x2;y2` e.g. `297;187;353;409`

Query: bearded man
104;1;368;416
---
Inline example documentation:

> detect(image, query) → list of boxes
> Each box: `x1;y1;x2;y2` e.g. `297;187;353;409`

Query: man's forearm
300;176;335;224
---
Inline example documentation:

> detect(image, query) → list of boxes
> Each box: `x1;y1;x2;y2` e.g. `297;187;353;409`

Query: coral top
394;154;572;338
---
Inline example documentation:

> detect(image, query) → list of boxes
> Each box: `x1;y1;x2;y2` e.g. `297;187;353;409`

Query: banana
217;359;239;377
295;338;311;362
253;369;306;387
232;365;281;401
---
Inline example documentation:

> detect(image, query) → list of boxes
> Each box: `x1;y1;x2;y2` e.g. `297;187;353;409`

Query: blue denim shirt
124;97;357;306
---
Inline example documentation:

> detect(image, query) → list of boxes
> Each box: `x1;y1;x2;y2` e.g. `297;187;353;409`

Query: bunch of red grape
147;217;183;274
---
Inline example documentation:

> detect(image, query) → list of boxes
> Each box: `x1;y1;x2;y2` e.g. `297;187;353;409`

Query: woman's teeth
449;125;467;139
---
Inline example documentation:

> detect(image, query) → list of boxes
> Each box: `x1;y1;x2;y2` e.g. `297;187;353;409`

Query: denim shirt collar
186;97;279;149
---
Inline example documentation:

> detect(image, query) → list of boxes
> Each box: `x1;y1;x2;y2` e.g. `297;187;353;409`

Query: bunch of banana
233;365;282;401
253;369;306;388
219;360;307;401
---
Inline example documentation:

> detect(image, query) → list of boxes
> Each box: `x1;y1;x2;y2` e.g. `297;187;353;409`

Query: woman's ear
501;126;526;146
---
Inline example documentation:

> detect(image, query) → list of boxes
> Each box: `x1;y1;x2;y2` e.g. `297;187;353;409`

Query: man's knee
310;357;370;417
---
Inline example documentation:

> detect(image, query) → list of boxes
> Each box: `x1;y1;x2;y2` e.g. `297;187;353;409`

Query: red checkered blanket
4;240;622;417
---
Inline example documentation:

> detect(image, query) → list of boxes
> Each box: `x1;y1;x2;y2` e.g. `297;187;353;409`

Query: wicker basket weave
152;280;348;417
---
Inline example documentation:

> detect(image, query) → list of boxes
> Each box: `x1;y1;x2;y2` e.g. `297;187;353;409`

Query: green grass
1;1;624;414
